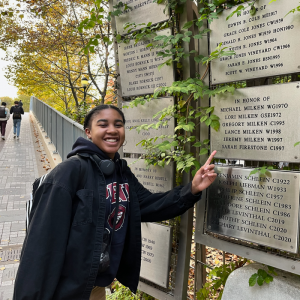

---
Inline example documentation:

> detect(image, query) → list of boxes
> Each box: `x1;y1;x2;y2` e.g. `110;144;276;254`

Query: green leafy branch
248;166;273;178
226;1;257;20
285;2;300;17
249;266;278;287
197;258;248;300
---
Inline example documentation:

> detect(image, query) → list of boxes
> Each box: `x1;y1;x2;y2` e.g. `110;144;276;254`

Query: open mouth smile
104;138;119;144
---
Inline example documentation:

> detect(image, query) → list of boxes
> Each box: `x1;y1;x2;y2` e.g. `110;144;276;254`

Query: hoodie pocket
72;189;93;226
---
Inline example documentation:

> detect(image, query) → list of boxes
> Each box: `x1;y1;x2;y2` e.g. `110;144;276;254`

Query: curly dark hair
84;105;126;129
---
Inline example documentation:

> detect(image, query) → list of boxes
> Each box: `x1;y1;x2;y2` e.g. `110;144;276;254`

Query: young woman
13;105;217;300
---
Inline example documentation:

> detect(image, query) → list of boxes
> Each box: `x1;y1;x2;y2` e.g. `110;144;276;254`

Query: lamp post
81;77;89;106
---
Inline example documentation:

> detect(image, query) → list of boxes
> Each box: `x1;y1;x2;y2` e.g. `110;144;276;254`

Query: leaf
199;148;208;155
194;55;204;63
294;141;300;147
200;116;208;123
249;169;259;177
264;275;273;284
249;274;258;286
257;269;268;279
257;275;264;286
182;37;191;43
211;120;220;131
182;20;194;29
193;142;202;147
205;118;212;126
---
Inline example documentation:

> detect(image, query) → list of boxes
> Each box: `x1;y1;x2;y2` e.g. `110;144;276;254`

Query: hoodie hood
67;137;120;161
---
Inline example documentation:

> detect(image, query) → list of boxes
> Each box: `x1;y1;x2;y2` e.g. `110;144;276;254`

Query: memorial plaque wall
118;29;174;97
140;222;172;288
210;81;300;162
113;0;169;35
210;0;300;84
125;158;174;193
206;167;300;253
123;97;174;154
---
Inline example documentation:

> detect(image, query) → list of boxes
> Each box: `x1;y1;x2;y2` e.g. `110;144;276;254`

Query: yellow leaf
0;267;6;271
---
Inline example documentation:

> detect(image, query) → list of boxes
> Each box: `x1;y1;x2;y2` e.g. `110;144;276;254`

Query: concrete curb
30;112;62;168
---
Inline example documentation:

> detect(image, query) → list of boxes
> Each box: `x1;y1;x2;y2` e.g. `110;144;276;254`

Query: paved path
0;113;39;299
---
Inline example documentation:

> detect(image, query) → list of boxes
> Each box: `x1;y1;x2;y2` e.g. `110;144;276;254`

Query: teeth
106;139;117;142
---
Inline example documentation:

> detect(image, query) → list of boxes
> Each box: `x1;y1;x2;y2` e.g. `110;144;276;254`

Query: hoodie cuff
179;182;202;208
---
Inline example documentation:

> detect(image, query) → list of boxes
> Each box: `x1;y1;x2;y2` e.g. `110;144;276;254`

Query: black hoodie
68;137;129;287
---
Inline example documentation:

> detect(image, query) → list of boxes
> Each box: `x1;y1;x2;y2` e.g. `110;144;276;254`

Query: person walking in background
0;102;10;140
10;101;24;139
18;99;23;108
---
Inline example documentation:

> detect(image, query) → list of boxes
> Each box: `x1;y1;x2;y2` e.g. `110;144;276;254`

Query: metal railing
30;96;86;160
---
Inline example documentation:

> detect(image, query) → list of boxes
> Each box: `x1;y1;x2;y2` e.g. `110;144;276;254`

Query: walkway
0;113;39;299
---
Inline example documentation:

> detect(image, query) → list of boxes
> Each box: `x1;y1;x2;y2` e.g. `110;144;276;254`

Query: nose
107;124;118;134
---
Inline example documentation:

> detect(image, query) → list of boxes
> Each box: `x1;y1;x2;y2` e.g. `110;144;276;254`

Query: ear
85;128;92;140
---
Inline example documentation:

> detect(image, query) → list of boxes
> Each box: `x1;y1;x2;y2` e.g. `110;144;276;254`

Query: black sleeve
129;170;202;222
14;159;82;300
21;107;24;114
10;107;13;114
14;184;73;300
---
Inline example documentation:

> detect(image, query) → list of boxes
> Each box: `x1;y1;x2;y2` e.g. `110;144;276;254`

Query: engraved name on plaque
206;167;300;253
118;29;174;97
140;222;172;288
123;97;174;154
210;0;300;84
114;0;169;35
210;81;300;162
125;158;174;193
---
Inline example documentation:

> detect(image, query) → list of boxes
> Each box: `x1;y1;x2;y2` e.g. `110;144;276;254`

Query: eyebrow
96;119;124;123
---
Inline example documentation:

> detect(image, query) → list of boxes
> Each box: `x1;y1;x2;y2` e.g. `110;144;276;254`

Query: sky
0;49;18;99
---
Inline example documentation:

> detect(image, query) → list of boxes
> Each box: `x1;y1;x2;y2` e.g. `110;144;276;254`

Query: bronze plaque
123;97;174;154
118;29;174;97
211;81;300;162
125;158;174;193
113;0;169;35
210;0;300;84
206;167;300;253
140;222;172;288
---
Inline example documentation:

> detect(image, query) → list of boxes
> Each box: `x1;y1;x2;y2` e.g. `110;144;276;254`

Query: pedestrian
13;104;217;300
18;99;23;108
0;102;10;140
10;101;24;140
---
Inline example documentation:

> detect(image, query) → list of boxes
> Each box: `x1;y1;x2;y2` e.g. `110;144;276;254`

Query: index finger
204;150;217;167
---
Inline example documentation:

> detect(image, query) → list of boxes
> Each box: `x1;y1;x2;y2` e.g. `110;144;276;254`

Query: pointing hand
191;150;217;195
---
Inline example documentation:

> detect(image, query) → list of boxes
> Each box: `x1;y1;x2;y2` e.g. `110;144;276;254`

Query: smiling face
85;108;125;159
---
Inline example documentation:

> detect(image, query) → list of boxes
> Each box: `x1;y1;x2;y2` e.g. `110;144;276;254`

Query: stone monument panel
125;158;174;193
210;81;300;162
206;167;300;253
210;0;300;84
114;0;169;35
140;222;172;288
123;97;174;154
118;29;174;97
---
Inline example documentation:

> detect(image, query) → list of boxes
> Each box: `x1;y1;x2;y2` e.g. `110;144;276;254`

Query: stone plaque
114;0;169;35
123;97;174;154
210;0;300;84
211;81;300;162
118;29;174;97
206;167;300;253
140;222;172;287
125;158;174;193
